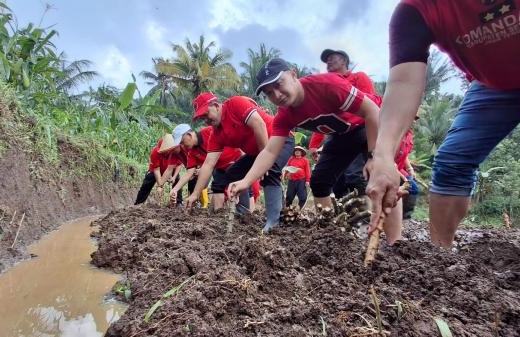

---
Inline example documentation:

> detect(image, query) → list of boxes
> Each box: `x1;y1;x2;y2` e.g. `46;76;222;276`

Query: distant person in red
169;123;243;209
283;146;311;209
135;134;181;205
229;58;406;243
186;92;294;231
366;0;520;248
250;180;261;211
308;48;377;198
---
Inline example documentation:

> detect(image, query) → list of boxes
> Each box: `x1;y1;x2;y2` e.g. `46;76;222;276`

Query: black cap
320;49;349;64
255;58;290;96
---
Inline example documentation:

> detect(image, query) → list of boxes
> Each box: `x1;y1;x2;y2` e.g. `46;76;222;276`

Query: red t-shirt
343;71;376;94
148;139;179;174
395;130;414;176
186;126;243;170
401;0;520;90
273;73;382;137
308;71;376;149
285;156;311;182
208;96;274;156
251;180;261;203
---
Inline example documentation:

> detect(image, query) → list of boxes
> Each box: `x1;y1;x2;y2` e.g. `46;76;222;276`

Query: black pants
134;172;182;205
188;175;197;195
332;153;367;198
311;127;367;198
219;137;295;189
286;179;307;208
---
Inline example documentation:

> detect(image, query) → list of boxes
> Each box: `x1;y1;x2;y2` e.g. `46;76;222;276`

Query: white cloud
94;46;133;88
144;20;171;58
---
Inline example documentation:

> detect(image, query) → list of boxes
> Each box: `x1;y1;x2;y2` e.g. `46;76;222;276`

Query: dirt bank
92;205;520;337
0;145;135;273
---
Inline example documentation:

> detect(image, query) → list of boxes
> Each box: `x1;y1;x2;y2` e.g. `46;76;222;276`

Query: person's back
396;0;520;89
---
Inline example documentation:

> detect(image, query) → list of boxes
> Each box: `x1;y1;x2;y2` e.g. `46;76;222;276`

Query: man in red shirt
366;0;520;248
229;58;404;244
169;123;244;210
185;92;294;231
134;134;182;205
309;49;378;198
283;146;311;209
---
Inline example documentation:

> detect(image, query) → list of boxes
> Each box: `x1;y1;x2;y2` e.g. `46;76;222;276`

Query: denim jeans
431;81;520;196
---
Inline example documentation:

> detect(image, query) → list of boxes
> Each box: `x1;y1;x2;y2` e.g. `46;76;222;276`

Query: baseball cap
172;123;191;146
192;92;219;121
320;49;349;63
158;134;175;153
255;58;290;96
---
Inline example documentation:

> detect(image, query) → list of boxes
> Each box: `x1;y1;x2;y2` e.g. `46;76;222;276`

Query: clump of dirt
92;205;520;337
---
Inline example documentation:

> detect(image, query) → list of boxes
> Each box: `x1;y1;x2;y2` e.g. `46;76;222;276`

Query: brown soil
0;143;135;273
92;205;520;337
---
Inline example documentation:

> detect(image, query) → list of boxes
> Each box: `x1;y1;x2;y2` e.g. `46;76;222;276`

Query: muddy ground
92;205;520;337
0;144;135;273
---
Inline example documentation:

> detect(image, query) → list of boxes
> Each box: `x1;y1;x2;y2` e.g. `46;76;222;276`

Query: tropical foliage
1;2;518;224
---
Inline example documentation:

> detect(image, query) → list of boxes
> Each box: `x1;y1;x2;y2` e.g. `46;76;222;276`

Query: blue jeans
431;81;520;196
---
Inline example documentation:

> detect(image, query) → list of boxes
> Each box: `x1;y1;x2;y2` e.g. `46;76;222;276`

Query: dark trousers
134;172;182;205
220;137;295;188
311;127;367;198
286;179;307;208
332;153;367;198
188;176;197;195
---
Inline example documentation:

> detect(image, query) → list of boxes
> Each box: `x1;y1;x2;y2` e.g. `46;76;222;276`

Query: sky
6;0;462;95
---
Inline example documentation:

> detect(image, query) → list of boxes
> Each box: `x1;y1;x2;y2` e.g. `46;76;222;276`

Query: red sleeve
304;158;311;182
207;129;225;153
309;133;325;149
352;72;376;94
326;74;366;113
149;147;161;170
227;96;260;124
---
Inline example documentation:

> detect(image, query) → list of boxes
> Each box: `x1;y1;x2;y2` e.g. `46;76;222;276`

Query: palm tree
140;58;176;107
424;49;454;102
155;35;241;96
239;43;281;97
415;95;457;156
56;54;99;93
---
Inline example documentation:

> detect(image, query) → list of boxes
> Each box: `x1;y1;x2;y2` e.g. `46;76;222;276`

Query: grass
0;82;145;188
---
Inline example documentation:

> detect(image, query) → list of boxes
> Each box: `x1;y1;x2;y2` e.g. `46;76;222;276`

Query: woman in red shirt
284;146;311;209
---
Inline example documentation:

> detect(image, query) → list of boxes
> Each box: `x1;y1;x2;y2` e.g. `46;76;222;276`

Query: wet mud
92;205;520;337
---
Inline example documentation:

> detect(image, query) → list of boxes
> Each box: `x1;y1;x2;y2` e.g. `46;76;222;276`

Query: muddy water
0;216;126;337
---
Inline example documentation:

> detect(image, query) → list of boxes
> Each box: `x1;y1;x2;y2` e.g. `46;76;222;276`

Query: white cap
172;124;191;146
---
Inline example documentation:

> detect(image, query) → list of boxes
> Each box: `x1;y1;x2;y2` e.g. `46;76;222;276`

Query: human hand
184;194;199;211
406;166;416;179
364;156;401;234
305;181;310;187
169;188;178;205
228;180;249;203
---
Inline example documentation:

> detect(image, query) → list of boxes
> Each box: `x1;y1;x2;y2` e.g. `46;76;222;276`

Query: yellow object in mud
200;188;209;208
